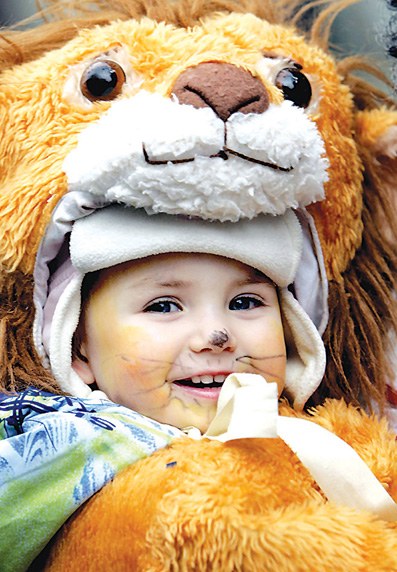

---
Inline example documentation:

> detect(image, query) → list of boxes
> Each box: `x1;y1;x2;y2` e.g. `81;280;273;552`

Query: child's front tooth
201;375;213;384
192;376;201;384
214;374;226;383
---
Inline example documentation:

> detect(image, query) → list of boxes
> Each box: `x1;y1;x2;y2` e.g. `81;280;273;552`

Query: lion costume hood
0;0;396;413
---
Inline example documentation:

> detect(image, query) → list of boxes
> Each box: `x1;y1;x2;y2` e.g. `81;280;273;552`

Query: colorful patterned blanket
0;389;182;572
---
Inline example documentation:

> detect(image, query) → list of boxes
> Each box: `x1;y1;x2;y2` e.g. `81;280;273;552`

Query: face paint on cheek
103;321;184;418
114;329;166;384
95;325;145;388
116;339;219;429
86;294;166;398
235;316;286;389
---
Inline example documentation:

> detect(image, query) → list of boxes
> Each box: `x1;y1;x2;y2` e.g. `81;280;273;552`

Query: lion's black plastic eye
275;68;312;108
80;60;126;102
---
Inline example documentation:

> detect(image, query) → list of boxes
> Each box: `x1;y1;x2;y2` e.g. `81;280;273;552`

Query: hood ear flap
280;287;326;410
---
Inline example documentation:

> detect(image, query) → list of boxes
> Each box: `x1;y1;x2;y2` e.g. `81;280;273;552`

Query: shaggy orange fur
34;401;397;571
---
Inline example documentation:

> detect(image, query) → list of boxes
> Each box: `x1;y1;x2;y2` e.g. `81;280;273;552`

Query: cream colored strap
278;416;397;522
202;373;397;521
204;373;279;441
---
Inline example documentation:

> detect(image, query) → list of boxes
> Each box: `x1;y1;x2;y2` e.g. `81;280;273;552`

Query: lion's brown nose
171;61;269;122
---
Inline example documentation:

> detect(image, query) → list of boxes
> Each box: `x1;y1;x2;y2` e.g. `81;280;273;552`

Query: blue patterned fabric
0;389;183;572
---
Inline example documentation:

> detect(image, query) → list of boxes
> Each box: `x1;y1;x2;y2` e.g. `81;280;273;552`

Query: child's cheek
234;316;286;383
265;319;285;351
106;325;175;410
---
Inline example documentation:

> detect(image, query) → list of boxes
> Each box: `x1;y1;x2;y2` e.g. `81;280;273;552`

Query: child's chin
161;408;216;435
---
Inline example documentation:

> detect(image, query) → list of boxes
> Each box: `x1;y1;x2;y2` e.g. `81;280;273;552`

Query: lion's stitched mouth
64;92;328;221
223;147;293;172
142;143;293;172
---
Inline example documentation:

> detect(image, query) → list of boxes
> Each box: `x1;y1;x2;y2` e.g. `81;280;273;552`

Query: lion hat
0;0;396;412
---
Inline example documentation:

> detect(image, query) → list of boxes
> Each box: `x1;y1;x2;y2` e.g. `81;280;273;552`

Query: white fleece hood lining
33;194;327;408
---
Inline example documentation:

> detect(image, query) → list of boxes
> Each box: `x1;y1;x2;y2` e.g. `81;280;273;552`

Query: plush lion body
36;401;397;571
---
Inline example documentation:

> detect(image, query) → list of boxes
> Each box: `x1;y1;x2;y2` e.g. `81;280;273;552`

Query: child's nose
189;326;236;353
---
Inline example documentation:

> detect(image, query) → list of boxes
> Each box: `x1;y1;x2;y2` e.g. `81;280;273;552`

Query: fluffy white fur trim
63;91;329;222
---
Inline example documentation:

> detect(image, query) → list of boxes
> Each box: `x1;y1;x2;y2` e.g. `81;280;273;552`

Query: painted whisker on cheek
124;379;169;397
173;396;213;412
119;359;166;379
249;368;284;382
120;355;180;377
120;355;180;367
236;354;286;363
235;354;286;379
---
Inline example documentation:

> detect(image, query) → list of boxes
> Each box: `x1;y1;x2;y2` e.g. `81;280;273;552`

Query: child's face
73;253;286;433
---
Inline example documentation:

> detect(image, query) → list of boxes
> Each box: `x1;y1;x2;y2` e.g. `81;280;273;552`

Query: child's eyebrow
235;277;274;287
124;277;191;290
154;278;274;288
156;280;191;288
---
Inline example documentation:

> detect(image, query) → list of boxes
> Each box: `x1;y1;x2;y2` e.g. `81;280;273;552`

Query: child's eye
143;299;182;313
229;295;264;311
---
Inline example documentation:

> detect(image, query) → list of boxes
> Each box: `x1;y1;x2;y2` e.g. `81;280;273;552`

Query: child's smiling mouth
171;373;230;400
173;374;227;388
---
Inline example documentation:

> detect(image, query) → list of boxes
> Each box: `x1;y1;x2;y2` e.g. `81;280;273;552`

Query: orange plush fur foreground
37;401;397;571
